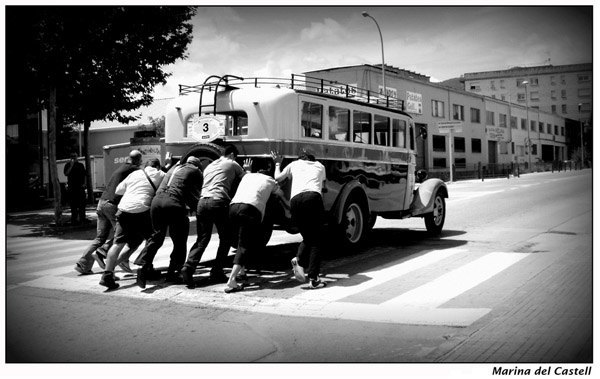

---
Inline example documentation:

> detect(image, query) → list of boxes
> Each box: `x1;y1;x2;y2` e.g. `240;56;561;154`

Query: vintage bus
163;74;448;247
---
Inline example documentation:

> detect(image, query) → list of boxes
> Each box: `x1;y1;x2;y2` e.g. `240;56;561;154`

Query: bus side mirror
419;126;428;139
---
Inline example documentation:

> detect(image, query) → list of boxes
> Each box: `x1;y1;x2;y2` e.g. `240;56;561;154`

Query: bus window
374;114;390;146
392;119;406;148
329;106;350;141
224;112;248;136
301;101;323;138
353;110;371;144
409;121;415;150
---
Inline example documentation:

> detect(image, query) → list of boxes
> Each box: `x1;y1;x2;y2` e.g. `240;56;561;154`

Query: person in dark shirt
64;153;87;225
74;150;142;275
134;156;204;288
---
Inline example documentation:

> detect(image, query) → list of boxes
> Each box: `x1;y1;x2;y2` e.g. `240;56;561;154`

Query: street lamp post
362;11;386;97
523;80;532;170
578;103;584;168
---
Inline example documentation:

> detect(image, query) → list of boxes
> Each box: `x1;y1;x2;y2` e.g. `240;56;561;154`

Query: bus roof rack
178;74;405;112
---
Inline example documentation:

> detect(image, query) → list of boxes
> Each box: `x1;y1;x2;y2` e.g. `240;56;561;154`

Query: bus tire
424;191;446;236
337;193;368;248
182;143;224;171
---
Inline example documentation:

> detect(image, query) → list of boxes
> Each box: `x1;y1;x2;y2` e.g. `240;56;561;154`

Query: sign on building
405;91;422;115
486;126;509;142
437;121;463;133
379;85;398;99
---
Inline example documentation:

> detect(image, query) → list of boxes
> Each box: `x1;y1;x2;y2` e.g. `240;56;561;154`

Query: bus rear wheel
338;194;368;248
424;192;446;236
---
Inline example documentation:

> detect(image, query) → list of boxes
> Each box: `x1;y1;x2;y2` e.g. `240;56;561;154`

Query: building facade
305;65;567;175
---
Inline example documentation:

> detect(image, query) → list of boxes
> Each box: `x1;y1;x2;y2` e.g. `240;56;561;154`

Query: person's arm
270;151;287;182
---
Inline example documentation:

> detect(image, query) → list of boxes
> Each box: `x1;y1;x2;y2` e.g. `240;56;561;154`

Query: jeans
185;198;231;272
134;194;190;272
291;191;325;280
230;203;262;267
77;199;117;271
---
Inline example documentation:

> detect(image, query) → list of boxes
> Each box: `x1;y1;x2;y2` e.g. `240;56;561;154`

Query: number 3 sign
187;114;224;141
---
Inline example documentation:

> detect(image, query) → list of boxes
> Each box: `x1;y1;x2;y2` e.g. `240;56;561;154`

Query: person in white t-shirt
271;149;327;289
225;159;284;293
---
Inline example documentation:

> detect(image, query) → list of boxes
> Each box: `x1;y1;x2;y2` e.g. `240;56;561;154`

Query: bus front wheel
182;143;223;171
424;191;446;236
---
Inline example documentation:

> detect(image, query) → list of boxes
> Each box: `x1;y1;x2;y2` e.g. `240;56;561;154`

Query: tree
6;6;196;224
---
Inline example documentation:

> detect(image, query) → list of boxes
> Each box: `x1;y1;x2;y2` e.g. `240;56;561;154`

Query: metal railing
178;74;405;112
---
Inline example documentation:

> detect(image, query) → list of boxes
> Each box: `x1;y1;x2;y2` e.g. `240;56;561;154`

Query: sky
151;5;593;99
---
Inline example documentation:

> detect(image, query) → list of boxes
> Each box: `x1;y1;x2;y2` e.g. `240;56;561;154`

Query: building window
453;104;464;121
578;88;591;98
499;113;507;128
486;110;495;125
454;137;465;153
510;116;517;129
554;125;559;135
562;104;567;113
521;118;526;130
454;158;466;168
561;89;567;99
550;76;556;85
501;94;506;101
530;120;536;131
531;144;538;155
432;100;445;117
433;158;447;168
517;93;526;102
547;124;552;134
561;126;565;136
516;78;525;87
433;135;446;152
578;74;591;83
538;122;544;133
530;91;539;101
469;83;481;91
529;78;539;86
470;108;481;123
551;105;557;113
560;75;566;84
551;90;557;99
500;79;505;89
471;138;482;153
301;101;323;138
490;80;496;90
579;103;591;113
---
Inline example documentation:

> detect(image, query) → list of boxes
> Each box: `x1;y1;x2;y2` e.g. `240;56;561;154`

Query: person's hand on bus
243;158;252;172
270;151;283;165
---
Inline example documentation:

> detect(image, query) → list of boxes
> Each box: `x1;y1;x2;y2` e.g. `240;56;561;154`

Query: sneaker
308;278;327;289
209;269;228;284
74;263;93;275
118;260;133;274
99;272;119;290
291;257;306;282
181;267;195;288
92;251;106;270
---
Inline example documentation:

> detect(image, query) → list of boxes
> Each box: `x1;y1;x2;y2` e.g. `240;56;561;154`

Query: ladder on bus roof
198;74;245;116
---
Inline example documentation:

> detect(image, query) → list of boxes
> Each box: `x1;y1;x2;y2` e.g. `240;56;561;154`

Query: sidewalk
6;205;98;238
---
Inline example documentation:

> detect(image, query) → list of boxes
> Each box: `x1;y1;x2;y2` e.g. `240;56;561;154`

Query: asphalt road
4;169;594;375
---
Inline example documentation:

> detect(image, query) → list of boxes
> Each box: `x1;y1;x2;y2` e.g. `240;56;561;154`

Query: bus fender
332;181;370;225
410;179;448;216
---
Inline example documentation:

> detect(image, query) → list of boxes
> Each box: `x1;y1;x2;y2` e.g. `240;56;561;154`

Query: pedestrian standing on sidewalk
181;145;248;287
225;159;283;293
271;149;327;289
74;150;143;275
64;153;87;225
134;156;203;288
99;158;165;290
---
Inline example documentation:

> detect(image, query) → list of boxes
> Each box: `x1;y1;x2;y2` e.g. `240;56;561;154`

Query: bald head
129;150;142;166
